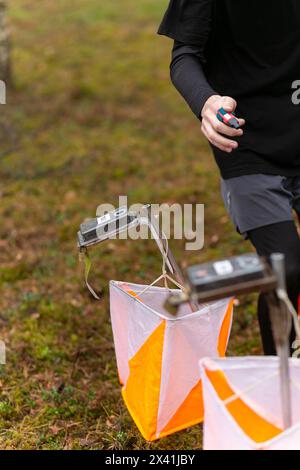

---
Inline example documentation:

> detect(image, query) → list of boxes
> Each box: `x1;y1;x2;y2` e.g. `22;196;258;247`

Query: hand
201;95;245;153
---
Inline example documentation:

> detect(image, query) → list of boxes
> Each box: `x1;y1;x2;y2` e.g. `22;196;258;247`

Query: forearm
159;5;244;153
170;41;217;119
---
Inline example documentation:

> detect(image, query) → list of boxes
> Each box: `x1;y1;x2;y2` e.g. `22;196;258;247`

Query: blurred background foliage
0;0;259;449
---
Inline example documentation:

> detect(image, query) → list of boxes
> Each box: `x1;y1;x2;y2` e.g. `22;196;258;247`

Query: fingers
221;96;237;113
237;118;246;127
201;120;238;153
210;112;243;138
201;95;246;152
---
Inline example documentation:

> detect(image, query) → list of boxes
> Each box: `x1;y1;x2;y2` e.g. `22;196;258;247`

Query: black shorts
221;174;300;238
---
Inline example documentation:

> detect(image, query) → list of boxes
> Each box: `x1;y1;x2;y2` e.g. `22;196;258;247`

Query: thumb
222;96;237;113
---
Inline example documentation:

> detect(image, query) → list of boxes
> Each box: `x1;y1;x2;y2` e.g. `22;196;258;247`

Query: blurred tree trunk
0;0;10;84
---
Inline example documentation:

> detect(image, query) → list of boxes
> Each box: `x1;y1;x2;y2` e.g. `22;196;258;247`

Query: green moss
0;263;34;283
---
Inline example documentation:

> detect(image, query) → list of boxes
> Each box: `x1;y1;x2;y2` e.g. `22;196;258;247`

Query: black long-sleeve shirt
158;0;300;179
170;41;216;118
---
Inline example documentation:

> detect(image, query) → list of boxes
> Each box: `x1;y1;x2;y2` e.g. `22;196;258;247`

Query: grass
0;0;263;449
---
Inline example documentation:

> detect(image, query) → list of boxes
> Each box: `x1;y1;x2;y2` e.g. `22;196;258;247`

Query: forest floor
0;0;263;449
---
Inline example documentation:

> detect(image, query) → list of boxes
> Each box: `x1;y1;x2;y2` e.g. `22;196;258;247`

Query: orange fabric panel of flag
158;379;204;438
205;369;283;443
122;320;166;440
218;298;234;357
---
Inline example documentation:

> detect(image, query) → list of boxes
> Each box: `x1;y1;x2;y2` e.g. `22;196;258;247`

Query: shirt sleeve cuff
190;89;218;120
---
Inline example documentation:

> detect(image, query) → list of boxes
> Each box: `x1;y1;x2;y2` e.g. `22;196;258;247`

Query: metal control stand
78;205;198;312
166;252;293;429
268;254;292;429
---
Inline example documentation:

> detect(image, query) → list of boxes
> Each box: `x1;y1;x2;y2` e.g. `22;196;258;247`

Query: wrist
201;94;221;119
